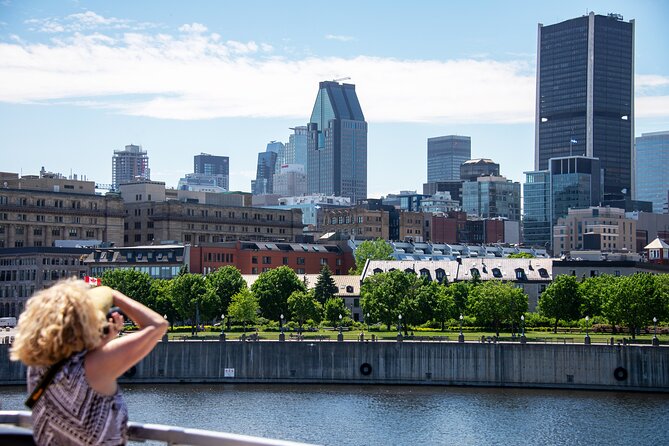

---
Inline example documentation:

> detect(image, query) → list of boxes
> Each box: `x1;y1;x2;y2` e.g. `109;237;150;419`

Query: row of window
0;196;98;209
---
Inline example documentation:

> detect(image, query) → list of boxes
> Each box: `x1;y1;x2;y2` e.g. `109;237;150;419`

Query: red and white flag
84;276;100;286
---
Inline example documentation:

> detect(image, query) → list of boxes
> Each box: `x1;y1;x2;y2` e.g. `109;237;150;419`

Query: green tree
205;266;245;318
434;285;456;331
228;288;259;332
101;269;152;306
147;279;176;326
449;281;470;316
251;266;306;321
353;238;394;274
538;275;582;333
507;252;535;259
324;297;350;327
170;273;217;333
313;265;338;304
603;273;667;339
579;274;616;317
360;270;419;331
288;290;322;332
468;281;528;336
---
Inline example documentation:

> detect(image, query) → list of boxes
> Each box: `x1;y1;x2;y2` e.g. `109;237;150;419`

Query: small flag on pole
84;276;100;286
570;139;578;144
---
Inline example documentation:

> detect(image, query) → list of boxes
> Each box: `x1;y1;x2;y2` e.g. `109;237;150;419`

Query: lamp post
520;315;526;344
397;314;403;342
219;314;226;342
584;316;591;345
458;314;464;343
366;312;370;332
279;314;285;342
653;317;659;346
338;314;343;342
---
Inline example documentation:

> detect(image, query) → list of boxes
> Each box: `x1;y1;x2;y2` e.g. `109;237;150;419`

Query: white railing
0;411;317;446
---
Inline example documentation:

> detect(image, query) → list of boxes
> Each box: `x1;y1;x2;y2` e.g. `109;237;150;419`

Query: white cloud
325;34;355;42
25;11;157;33
0;24;667;124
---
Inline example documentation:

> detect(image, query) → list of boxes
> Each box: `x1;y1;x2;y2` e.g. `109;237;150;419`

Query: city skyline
1;1;668;197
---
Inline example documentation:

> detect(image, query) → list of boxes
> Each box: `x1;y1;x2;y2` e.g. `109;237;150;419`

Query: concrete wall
1;341;667;392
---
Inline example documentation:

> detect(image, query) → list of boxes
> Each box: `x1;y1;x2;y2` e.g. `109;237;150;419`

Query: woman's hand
101;311;124;344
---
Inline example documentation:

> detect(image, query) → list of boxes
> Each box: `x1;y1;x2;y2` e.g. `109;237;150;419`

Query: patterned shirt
27;350;128;445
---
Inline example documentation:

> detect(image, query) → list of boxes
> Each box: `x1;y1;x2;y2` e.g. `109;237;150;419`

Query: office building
535;13;634;198
252;144;279;195
522;170;551;249
427;136;471;182
550;156;603;224
112;144;150;190
307;81;367;203
635;131;669;213
273;164;307;197
286;126;308;167
460;158;500;182
194;153;229;190
462;176;521;221
553;206;636;253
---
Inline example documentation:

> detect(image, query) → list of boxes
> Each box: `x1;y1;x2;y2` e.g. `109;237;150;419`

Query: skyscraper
286;126;308;167
427;135;471;182
635;131;669;213
535;12;634;198
194;153;229;190
252;143;279;195
462;175;521;221
111;144;150;190
307;81;367;203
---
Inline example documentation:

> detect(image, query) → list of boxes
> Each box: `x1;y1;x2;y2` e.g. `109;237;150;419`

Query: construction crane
332;76;351;83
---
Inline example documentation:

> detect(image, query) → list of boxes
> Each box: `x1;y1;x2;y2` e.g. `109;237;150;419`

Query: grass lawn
166;327;666;345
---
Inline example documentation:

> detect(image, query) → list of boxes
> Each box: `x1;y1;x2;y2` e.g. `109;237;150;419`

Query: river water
1;383;668;445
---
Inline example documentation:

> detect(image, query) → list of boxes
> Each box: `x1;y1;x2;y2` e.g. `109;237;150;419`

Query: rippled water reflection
2;384;668;445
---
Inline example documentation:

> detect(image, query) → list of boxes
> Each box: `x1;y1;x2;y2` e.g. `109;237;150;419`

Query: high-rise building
273;164;307;197
266;141;285;175
286;126;308;167
111;144;150;190
635;131;669;213
460;158;500;182
307;81;367;203
462;175;521;221
251;147;278;195
522;170;551;249
427;135;471;182
535;12;634;198
194;153;229;190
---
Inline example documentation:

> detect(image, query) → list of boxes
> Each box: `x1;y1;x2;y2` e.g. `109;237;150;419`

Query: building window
320;258;328;265
296;268;305;274
252;256;258;264
283;257;289;265
297;257;305;265
262;256;271;265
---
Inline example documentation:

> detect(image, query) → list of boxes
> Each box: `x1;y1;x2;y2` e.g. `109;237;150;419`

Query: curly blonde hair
10;278;107;367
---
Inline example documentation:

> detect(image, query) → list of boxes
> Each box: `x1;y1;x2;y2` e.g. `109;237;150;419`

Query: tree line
99;265;669;337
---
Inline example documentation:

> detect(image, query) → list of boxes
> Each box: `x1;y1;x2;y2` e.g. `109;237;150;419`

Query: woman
10;278;168;445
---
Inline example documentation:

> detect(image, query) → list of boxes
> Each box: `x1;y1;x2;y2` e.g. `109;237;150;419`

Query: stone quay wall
1;341;667;392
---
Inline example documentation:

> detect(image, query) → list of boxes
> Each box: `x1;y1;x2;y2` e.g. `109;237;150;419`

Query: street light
520;314;526;344
366;312;370;332
339;313;343;335
280;314;284;334
584;316;590;345
458;314;464;343
219;314;226;342
653;317;659;346
398;314;402;335
162;314;169;343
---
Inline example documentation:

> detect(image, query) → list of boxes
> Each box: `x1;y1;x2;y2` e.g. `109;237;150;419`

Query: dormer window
470;268;480;278
515;268;526;280
492;268;503;278
538;268;549;279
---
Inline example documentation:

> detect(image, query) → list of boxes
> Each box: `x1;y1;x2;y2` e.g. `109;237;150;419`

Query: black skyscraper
535;12;634;198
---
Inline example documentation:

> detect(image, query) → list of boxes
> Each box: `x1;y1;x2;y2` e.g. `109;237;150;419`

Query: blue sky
1;0;668;196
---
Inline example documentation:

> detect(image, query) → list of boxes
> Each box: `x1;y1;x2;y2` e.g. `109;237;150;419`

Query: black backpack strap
25;358;67;409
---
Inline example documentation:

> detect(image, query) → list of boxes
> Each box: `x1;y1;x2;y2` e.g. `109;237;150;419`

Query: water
2;384;668;445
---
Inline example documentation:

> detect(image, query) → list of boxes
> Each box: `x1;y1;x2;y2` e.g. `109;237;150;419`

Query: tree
361;270;420;331
507;252;535;259
101;269;152;306
449;281;470;316
324;297;350;327
205;266;245;318
434;285;456;331
288;290;322;332
228;288;259;332
251;266;306;321
313;265;338;304
538;275;582;333
170;273;217;333
147;279;176;326
468;281;528;336
353;238;394;274
579;274;616;317
603;273;666;339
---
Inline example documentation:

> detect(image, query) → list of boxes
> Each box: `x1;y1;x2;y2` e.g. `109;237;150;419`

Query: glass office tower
307;81;367;203
522;170;551;249
535;12;634;198
194;153;229;190
635;131;669;213
427;135;471;182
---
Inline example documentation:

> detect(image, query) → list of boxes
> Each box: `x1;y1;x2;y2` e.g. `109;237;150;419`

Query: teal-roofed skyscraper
307;81;367;203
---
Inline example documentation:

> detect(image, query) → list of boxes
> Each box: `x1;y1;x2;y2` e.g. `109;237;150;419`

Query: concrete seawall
1;341;667;392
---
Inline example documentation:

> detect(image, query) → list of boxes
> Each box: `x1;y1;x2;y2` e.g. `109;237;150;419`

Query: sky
1;0;668;197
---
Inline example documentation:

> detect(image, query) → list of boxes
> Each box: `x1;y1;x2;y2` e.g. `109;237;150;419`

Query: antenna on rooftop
332;77;351;83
